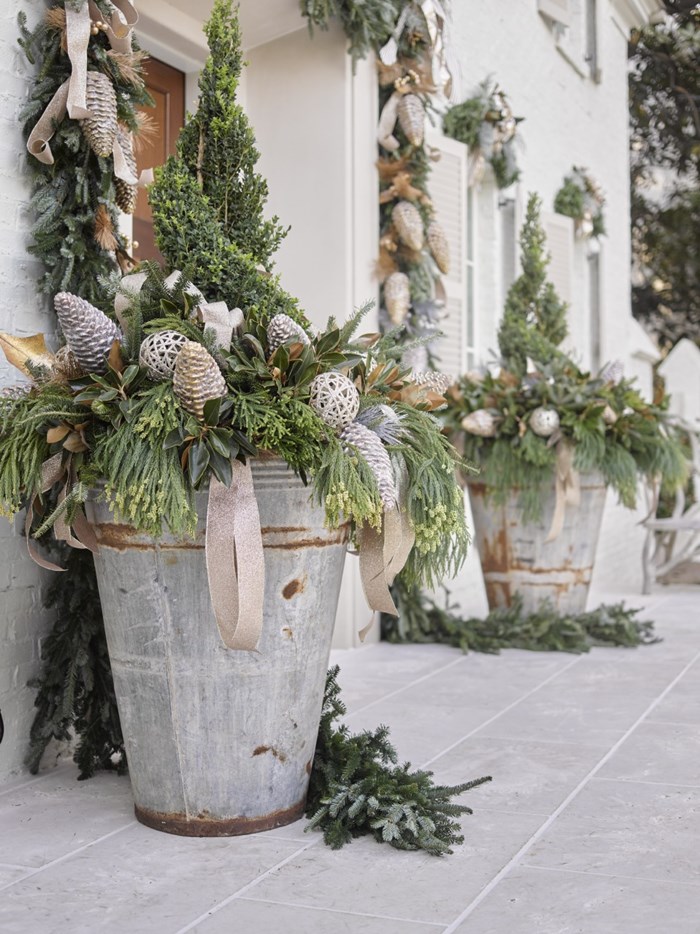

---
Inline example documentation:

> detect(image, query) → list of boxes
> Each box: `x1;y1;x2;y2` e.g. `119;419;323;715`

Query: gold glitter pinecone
172;341;227;419
427;221;450;275
114;126;138;214
397;93;425;147
392;200;424;251
80;71;118;158
383;271;410;325
52;344;84;382
54;292;121;374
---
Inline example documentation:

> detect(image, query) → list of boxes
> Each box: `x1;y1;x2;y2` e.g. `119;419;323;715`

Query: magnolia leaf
46;425;71;444
63;431;89;453
107;340;125;374
0;331;54;377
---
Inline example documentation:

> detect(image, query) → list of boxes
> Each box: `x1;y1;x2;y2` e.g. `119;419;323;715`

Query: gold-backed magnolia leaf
0;332;54;377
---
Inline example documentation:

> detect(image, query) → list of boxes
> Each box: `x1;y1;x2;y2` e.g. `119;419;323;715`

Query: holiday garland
443;79;523;189
554;166;606;239
12;0;152;777
302;0;456;369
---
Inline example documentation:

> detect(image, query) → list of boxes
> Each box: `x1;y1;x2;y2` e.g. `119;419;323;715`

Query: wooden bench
642;422;700;594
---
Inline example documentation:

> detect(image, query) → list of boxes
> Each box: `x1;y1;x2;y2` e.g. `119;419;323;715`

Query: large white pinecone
392;200;424;251
114;126;138;214
340;420;397;509
80;72;118;158
397;93;424;146
267;313;310;355
172;341;226;419
383;271;410;325
427;221;450;274
54;292;122;374
412;370;453;395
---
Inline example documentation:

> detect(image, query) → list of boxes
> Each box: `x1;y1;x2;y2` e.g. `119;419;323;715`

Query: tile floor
0;587;698;933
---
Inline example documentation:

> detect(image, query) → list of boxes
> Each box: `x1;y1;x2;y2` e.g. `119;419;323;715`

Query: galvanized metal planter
85;457;349;837
468;472;606;614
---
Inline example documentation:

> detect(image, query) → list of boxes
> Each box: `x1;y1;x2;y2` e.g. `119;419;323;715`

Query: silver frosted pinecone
54;292;122;374
266;313;310;356
80;71;118;158
392;200;424;251
114;126;138;214
412;369;453;395
172;341;227;419
397;93;425;146
427;220;450;274
340;419;397;509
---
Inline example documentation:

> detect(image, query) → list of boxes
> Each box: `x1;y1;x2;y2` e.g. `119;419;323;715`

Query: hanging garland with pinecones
301;0;457;374
14;0;152;778
18;1;153;305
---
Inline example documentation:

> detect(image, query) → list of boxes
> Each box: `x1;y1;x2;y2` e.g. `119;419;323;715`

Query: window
465;187;477;370
588;248;602;371
540;0;600;81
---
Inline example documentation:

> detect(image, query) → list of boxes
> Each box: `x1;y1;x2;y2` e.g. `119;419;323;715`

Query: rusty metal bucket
85;457;349;836
468;472;607;614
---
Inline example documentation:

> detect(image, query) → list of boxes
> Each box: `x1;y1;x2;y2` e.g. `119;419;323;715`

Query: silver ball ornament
139;330;189;381
309;372;360;431
529;406;560;437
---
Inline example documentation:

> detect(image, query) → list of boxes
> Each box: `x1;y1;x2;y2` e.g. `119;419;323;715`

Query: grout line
346;655;468;718
0;821;136;893
419;656;583;769
238;895;447;927
439;646;700;934
173;839;322;934
470;806;550;818
591;776;700;790
0;769;66;799
522;862;700;888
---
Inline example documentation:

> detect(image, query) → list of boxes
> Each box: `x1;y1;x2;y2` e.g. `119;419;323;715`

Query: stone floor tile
0;865;32;887
346;696;499;765
645;664;700;725
190;897;443;933
433;734;606;815
597;721;700;785
526;779;700;885
246;810;543;926
451;866;700;934
483;681;660;746
0;769;134;868
0;823;304;934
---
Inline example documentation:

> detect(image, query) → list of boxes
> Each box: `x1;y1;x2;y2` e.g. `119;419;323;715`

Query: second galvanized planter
85;457;349;837
468;471;607;614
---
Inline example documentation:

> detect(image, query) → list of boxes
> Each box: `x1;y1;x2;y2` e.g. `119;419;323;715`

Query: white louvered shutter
538;0;572;27
541;211;574;305
425;131;468;377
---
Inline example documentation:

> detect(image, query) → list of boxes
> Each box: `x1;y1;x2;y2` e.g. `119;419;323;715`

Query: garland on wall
443;78;523;190
302;0;457;371
553;166;606;240
13;0;151;777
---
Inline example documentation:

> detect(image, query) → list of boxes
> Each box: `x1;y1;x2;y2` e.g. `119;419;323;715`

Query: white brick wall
0;1;55;783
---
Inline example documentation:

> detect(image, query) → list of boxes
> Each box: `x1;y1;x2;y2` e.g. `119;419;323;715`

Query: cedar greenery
553;167;606;238
383;580;658;653
305;666;491;854
300;0;402;66
26;547;126;780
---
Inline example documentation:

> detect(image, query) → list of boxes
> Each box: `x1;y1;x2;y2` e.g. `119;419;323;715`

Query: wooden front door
134;58;186;263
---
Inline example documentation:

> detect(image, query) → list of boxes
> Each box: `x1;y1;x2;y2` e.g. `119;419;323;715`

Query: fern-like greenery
306;666;491;855
384;580;658;653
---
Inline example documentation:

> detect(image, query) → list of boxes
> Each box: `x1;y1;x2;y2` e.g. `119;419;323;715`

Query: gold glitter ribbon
25;454;98;571
545;441;581;543
357;506;415;640
206;461;265;651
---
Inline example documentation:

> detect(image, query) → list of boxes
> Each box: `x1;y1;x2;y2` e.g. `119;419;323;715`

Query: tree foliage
629;6;700;349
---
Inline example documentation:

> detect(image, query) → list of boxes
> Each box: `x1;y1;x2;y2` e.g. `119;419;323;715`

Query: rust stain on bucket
134;800;305;837
282;575;307;599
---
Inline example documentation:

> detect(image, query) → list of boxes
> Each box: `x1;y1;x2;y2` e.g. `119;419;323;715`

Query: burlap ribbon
545;442;581;543
27;0;138;178
205;461;265;651
25;453;98;572
357;506;415;640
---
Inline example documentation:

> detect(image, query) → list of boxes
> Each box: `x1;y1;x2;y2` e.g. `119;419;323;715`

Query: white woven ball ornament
461;409;498;437
139;330;189;381
529;406;560;437
309;372;360;431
